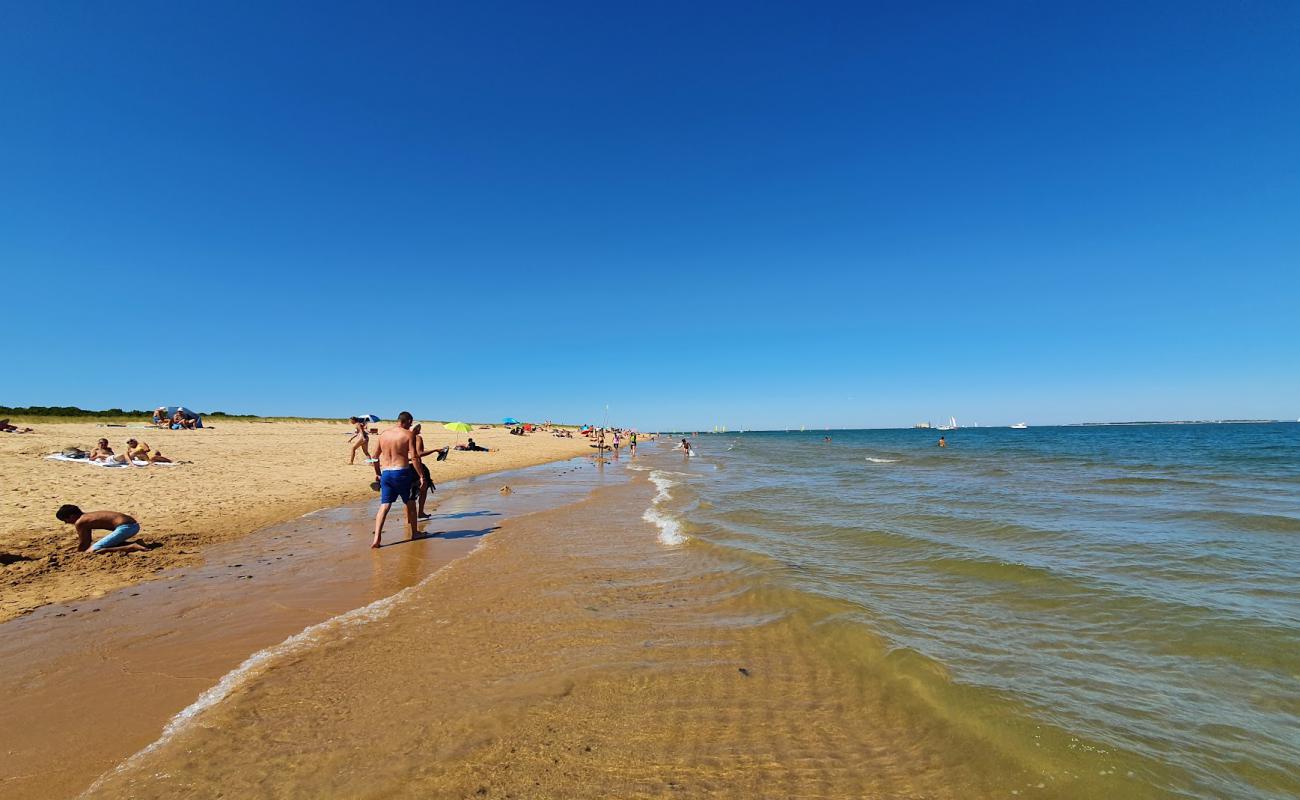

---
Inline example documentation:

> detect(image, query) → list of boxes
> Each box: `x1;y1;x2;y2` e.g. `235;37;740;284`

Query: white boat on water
936;416;958;431
1010;422;1028;429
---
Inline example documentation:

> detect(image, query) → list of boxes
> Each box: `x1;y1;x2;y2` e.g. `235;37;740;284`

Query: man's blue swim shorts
379;467;417;504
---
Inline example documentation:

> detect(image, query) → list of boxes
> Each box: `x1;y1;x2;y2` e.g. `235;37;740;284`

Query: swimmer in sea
938;436;946;448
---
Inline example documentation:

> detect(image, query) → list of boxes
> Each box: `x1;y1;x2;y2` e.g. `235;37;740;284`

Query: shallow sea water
84;426;1300;799
668;424;1300;799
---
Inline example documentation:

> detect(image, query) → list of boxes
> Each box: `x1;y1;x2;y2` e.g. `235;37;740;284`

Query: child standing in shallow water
55;506;148;553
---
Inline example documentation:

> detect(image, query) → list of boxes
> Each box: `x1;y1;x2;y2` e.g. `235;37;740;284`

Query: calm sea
646;423;1300;799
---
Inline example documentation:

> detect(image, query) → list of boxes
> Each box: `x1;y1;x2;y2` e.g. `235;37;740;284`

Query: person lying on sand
0;419;34;433
55;505;148;554
88;438;116;462
455;438;491;452
126;439;171;464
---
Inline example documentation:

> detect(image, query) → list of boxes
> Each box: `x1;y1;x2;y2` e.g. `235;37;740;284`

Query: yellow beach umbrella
443;421;473;446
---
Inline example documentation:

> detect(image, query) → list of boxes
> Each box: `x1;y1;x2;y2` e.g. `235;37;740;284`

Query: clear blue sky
2;2;1297;429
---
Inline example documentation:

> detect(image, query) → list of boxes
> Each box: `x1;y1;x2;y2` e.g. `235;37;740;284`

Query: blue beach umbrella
503;417;519;425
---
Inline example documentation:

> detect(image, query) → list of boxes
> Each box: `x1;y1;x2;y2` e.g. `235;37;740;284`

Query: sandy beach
0;419;592;623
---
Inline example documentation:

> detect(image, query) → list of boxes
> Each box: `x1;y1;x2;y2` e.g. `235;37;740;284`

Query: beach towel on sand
45;454;180;467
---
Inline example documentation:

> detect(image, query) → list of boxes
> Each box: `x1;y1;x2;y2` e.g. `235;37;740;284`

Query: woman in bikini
126;439;171;464
348;417;372;464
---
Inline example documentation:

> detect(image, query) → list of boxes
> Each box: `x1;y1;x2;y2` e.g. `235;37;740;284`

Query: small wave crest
80;578;431;797
645;470;686;545
865;457;899;464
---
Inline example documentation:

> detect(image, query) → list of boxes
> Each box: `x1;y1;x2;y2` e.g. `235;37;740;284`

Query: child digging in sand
55;505;148;554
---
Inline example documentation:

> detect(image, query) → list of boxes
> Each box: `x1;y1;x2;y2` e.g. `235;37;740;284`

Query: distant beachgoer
126;438;171;464
170;410;197;430
462;438;490;452
348;417;372;464
678;438;692;455
630;431;637;454
370;411;426;548
0;419;33;433
411;423;438;519
152;407;169;427
55;505;148;554
938;436;946;448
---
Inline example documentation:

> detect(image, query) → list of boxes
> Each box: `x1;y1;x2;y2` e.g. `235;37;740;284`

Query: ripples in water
663;423;1300;800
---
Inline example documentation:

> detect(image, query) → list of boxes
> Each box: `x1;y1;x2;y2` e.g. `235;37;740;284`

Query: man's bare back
370;412;426;548
373;426;416;472
77;510;137;533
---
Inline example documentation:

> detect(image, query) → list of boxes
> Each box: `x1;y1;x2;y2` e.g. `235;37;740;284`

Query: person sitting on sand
55;505;149;554
347;417;372;464
89;438;116;462
171;410;197;430
459;438;490;452
126;438;171;464
152;407;169;427
0;419;34;433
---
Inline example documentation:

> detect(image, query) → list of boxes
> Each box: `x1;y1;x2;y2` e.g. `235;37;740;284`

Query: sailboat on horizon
936;416;958;431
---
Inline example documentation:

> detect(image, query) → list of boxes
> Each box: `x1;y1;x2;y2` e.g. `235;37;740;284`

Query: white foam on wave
645;470;686;546
79;572;438;797
649;471;675;502
866;457;899;463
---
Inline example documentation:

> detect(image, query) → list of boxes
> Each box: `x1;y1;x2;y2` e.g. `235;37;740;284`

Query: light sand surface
0;420;593;622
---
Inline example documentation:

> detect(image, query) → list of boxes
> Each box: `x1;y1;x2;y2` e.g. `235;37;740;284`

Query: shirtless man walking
370;411;427;548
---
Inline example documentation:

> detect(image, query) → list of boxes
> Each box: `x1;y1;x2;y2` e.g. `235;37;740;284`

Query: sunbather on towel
0;419;34;433
89;439;116;462
126;439;171;464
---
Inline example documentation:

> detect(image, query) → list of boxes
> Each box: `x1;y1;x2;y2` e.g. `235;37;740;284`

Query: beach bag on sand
60;446;88;459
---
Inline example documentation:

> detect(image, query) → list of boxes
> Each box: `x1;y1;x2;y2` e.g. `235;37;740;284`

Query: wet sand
0;457;610;800
77;448;1042;800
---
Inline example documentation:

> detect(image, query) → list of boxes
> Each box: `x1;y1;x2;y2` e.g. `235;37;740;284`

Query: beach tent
356;414;380;423
164;406;203;428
